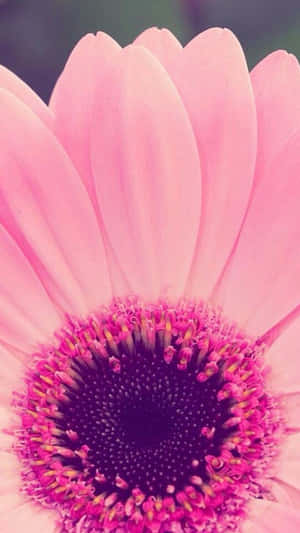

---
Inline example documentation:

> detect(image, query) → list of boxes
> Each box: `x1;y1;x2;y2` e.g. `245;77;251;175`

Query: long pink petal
0;451;24;511
134;27;182;71
0;65;53;130
251;51;300;189
214;129;300;335
272;478;300;509
50;33;121;204
0;449;58;529
172;28;256;300
280;394;300;430
0;502;58;532
242;499;300;533
91;45;201;300
275;433;300;491
0;90;111;316
0;345;23;408
264;314;300;395
0;226;61;351
50;34;131;297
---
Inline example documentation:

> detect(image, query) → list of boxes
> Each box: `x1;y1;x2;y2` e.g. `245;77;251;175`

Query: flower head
0;26;300;533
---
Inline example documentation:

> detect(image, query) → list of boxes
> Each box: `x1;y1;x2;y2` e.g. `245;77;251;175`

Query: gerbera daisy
0;26;300;533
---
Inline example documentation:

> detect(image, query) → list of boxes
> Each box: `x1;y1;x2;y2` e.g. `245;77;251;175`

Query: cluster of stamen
11;299;283;532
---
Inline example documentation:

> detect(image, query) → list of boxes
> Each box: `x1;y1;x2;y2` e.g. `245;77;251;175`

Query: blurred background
0;0;299;102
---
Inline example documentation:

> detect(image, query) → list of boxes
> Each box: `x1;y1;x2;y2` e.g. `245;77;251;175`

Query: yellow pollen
48;480;58;490
27;410;38;418
227;362;239;373
108;509;116;521
41;445;54;452
155;499;162;511
40;375;53;385
54;486;68;494
66;339;76;351
241;371;253;381
243;387;256;397
93;494;105;505
218;344;230;355
236;401;248;409
183;501;193;511
202;484;214;497
65;470;78;478
33;388;46;398
184;328;193;342
43;470;56;477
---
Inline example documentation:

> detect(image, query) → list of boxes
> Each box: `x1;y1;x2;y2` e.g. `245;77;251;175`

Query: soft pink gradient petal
170;28;257;300
50;34;130;297
275;433;300;491
0;65;54;130
251;51;300;189
280;394;300;430
272;478;300;509
0;226;61;352
0;406;17;451
0;373;57;528
0;500;58;533
265;314;300;395
91;45;201;300
0;454;57;533
0;346;23;406
242;500;300;533
0;350;56;527
0;346;23;452
214;129;300;335
0;89;111;316
134;27;182;71
0;451;25;512
50;33;121;203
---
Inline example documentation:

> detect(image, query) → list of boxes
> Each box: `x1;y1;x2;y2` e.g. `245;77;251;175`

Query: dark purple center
58;340;232;498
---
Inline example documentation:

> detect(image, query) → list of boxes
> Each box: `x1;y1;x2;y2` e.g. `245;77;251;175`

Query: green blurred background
0;0;299;102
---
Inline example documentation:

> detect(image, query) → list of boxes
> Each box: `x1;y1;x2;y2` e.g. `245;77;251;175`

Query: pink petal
251;51;300;189
0;451;23;510
280;394;300;430
172;28;256;300
50;34;130;297
0;345;23;406
0;406;15;450
50;32;121;204
0;89;111;316
0;450;58;529
0;346;23;450
264;314;300;395
91;45;201;300
0;226;61;352
0;502;58;533
242;499;300;533
134;27;182;71
275;433;300;491
214;129;300;335
0;65;53;130
272;478;300;509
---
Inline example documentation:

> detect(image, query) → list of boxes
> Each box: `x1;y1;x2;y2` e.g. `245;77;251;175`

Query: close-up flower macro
1;9;300;533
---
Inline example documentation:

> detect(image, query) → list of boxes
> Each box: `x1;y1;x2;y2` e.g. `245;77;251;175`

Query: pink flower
0;26;300;533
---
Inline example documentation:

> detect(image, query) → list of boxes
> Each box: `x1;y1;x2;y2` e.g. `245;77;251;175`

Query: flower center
58;339;232;498
12;299;283;533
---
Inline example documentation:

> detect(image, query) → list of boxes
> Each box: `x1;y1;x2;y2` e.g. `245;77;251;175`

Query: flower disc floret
12;299;284;532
